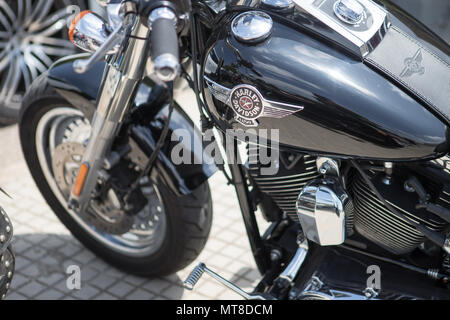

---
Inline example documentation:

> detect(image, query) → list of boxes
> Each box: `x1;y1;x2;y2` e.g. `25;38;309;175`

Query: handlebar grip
150;8;180;82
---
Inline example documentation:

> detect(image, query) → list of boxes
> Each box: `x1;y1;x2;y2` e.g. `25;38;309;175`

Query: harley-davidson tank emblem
230;86;264;120
205;78;304;127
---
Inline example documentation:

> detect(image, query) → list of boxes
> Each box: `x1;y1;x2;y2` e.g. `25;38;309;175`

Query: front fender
30;54;218;196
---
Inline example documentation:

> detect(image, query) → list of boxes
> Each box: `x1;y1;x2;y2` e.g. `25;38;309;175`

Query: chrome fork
68;15;151;213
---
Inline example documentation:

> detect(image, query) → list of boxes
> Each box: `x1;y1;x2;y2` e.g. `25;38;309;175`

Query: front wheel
19;82;213;276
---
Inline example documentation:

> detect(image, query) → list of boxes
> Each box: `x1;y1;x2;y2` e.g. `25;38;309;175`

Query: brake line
340;244;448;282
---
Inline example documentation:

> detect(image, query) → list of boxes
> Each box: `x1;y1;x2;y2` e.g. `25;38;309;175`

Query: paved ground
0;81;268;300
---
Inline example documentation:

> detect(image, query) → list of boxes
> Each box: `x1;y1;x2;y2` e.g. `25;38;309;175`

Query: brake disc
52;142;134;235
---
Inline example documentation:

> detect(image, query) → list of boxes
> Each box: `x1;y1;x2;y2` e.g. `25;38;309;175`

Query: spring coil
183;263;206;290
427;268;440;280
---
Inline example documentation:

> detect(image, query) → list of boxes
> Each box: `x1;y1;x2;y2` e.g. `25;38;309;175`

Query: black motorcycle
0;202;14;300
19;0;450;299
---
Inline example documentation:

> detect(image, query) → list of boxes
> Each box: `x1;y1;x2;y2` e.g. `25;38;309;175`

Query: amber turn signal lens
69;10;92;44
73;163;89;197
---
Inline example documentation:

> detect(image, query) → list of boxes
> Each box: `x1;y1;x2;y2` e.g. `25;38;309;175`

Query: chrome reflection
70;11;118;54
296;177;354;246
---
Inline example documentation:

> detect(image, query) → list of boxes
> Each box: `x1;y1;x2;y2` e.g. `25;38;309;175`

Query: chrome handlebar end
148;7;180;82
153;53;180;82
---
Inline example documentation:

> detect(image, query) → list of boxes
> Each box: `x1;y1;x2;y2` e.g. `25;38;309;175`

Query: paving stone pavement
0;93;268;300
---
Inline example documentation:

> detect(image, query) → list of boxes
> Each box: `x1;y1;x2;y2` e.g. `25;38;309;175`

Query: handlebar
73;1;181;83
149;7;180;82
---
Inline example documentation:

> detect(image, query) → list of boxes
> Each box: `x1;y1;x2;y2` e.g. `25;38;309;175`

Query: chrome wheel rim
0;0;77;112
35;107;168;257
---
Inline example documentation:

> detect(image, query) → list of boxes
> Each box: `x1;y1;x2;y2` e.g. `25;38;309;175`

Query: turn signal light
69;10;117;54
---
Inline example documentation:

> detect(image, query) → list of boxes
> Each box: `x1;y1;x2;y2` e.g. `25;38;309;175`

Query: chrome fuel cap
261;0;294;11
231;11;273;43
333;0;366;25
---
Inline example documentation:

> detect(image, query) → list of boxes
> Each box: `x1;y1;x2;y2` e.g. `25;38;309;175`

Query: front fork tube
69;19;151;213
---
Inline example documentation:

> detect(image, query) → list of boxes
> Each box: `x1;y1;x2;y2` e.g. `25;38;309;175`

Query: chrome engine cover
296;177;354;246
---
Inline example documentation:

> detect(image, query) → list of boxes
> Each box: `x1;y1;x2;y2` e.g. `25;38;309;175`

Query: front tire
19;80;213;276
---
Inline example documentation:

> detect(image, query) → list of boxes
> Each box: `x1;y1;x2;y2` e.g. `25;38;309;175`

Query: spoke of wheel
32;0;54;26
29;33;75;57
28;7;67;34
14;0;24;30
0;48;11;74
31;35;72;48
0;57;21;104
23;0;32;25
23;47;48;74
0;4;13;35
17;55;31;90
24;0;50;27
29;45;53;68
30;18;66;39
0;1;16;25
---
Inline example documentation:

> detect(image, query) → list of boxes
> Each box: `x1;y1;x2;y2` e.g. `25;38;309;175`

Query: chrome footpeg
184;263;273;300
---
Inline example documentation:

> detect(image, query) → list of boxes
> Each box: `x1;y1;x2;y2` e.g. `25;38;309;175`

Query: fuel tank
202;0;450;161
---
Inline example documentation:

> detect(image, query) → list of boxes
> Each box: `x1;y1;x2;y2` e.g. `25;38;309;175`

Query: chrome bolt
363;287;379;299
0;234;5;243
270;249;282;261
404;181;415;193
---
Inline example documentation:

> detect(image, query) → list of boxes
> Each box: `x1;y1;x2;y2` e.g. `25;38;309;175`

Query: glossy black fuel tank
202;6;449;161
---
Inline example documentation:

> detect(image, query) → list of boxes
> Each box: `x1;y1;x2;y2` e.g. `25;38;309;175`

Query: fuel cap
260;0;294;11
333;0;366;25
231;11;273;43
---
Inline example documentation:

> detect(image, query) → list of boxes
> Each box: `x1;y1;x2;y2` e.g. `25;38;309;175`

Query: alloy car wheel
0;0;86;124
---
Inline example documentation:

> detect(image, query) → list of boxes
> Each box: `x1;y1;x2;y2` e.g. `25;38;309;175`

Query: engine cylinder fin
350;171;447;255
355;179;445;229
247;152;318;223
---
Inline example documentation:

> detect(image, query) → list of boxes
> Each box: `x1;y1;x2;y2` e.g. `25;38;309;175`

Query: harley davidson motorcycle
18;0;450;299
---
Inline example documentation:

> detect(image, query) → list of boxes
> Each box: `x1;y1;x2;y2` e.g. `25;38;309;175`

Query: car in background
0;0;89;124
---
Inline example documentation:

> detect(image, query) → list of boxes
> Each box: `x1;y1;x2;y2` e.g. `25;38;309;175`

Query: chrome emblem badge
230;86;264;121
400;49;425;78
205;77;304;127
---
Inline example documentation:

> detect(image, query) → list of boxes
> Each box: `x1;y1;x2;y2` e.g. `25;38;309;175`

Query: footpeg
184;263;273;300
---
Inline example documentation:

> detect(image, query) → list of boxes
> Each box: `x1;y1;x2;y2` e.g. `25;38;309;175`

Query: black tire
0;246;14;300
19;78;213;276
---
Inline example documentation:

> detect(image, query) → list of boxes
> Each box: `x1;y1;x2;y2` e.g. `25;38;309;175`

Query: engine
249;151;449;255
